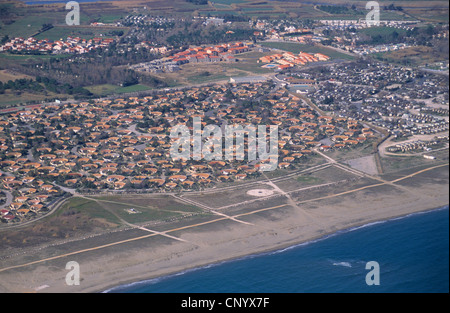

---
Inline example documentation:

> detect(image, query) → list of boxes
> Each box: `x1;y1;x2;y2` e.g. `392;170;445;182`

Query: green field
0;91;67;108
186;72;230;84
212;0;247;4
226;51;274;74
0;15;56;38
0;52;70;62
90;195;204;224
241;7;274;12
58;197;121;225
116;84;153;93
359;26;409;37
96;13;124;24
34;26;123;41
380;149;449;174
296;175;324;185
259;41;355;60
152;51;274;87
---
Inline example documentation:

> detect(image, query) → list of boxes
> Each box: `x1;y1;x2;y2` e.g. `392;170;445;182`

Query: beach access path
0;162;447;293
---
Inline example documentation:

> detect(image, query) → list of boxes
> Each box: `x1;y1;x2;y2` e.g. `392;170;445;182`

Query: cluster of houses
258;51;330;70
419;107;449;117
168;42;252;64
386;138;446;153
134;41;170;55
130;58;181;74
0;82;375;223
281;34;324;44
121;15;176;27
251;19;325;43
299;60;449;138
352;43;411;56
0;168;63;224
317;19;419;30
131;42;253;73
0;36;115;55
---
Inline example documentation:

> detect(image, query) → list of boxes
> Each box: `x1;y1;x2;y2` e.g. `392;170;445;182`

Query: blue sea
107;206;449;293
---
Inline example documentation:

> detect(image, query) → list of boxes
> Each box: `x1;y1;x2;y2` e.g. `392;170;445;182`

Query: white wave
332;261;352;268
103;206;449;292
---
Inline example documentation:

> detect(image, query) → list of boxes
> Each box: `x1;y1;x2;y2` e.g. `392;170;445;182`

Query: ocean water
107;206;449;293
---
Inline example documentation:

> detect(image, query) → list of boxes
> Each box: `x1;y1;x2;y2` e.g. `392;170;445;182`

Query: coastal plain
0;0;448;294
0;162;447;293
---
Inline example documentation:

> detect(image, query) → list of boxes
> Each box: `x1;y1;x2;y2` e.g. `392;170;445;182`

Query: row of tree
186;0;208;5
14;43;167;91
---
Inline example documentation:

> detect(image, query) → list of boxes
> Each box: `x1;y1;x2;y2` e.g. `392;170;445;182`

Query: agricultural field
0;90;66;107
374;45;449;66
259;41;355;60
150;51;275;87
358;26;409;37
0;1;128;39
0;69;34;83
34;26;128;41
380;149;449;174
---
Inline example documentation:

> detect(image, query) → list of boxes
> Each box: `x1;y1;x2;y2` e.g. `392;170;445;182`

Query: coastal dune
0;165;448;293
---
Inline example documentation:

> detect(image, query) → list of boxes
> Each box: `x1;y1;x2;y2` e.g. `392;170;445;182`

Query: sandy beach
0;164;448;293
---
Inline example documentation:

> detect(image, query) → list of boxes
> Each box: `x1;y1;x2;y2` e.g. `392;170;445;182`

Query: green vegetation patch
296;175;324;184
381;149;449;174
90;195;204;224
35;26;125;41
58;197;121;225
259;41;355;60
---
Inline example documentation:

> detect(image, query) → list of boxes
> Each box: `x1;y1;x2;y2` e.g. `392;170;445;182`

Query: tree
122;75;139;87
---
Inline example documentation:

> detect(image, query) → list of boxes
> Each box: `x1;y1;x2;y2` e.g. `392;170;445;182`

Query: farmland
259;41;355;60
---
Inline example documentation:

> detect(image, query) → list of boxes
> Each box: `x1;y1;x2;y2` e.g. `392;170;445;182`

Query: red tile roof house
2;214;15;222
0;209;10;216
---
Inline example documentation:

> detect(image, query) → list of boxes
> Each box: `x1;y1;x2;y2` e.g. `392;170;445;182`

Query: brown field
0;90;68;108
7;0;447;21
0;69;34;83
379;46;448;66
151;52;274;87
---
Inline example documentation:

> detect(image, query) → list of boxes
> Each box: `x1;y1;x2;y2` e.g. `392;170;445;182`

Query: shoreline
100;204;450;294
0;166;448;293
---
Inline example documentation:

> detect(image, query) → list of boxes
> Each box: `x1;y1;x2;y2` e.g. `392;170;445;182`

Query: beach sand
0;165;448;293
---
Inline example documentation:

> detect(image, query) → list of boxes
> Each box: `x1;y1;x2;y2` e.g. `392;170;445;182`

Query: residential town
259;51;330;70
0;81;378;224
386;137;448;153
0;6;447;227
131;42;252;73
0;36;116;55
293;60;449;139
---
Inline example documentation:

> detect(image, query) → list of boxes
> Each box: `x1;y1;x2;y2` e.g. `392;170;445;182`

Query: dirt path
1;163;447;276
